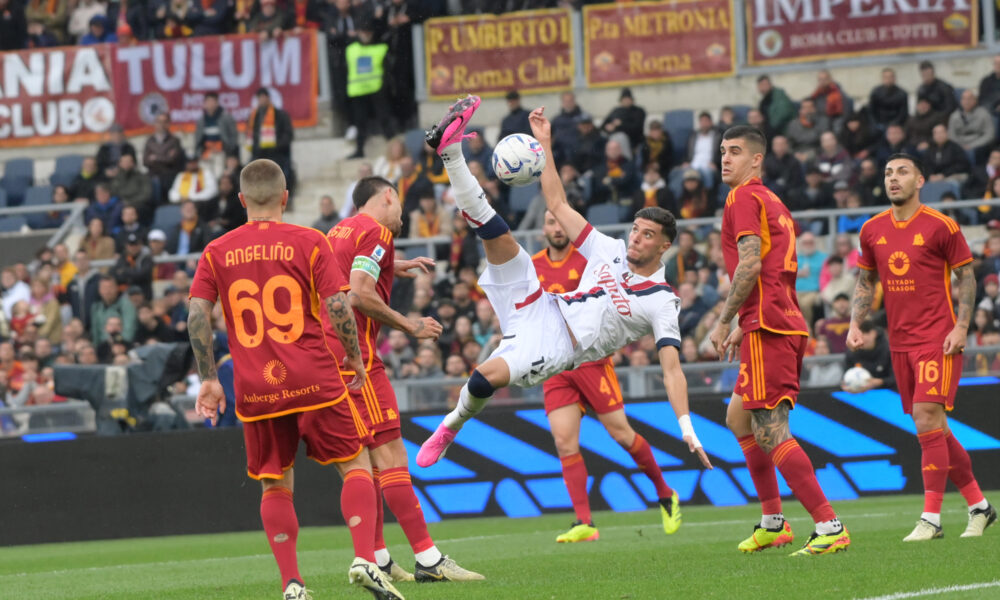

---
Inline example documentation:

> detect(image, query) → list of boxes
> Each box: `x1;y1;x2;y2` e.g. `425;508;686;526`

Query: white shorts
479;248;576;388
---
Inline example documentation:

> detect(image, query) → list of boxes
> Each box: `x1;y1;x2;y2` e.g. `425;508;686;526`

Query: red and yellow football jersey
721;177;808;336
532;246;588;295
189;221;349;422
532;245;615;369
857;205;972;351
326;213;396;369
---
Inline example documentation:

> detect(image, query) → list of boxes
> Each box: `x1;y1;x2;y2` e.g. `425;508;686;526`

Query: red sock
379;467;434;553
341;469;377;562
738;434;782;515
371;467;386;552
560;453;591;524
260;487;301;587
769;439;836;524
627;434;673;499
918;428;949;514
945;432;985;506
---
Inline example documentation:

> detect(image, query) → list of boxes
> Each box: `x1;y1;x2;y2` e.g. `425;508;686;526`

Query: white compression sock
439;144;497;227
921;512;941;527
815;518;843;535
761;513;784;529
415;546;443;568
374;548;391;568
442;383;491;430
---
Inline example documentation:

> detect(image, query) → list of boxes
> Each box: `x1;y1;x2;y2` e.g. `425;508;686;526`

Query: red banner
747;0;977;65
583;0;735;88
424;9;573;100
0;45;116;147
0;32;318;147
111;32;317;131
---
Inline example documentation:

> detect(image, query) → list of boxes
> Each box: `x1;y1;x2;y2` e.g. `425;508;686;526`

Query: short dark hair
255;87;270;98
352;176;396;210
833;293;850;303
633;206;677;243
919;60;934;71
698;111;712;120
827;255;844;265
756;74;771;84
204;92;218;100
722;125;767;155
886;152;925;178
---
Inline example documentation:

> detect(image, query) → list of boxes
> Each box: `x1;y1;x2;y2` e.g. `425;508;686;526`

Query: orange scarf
251;105;277;148
607;160;623;178
417;213;440;238
181;217;198;233
178;172;203;198
643;188;658;207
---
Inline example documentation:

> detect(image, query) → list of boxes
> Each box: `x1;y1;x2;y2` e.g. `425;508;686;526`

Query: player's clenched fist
845;323;864;351
410;316;443;340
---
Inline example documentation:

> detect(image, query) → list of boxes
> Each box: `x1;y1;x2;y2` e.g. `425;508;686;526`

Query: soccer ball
492;134;546;187
843;366;872;392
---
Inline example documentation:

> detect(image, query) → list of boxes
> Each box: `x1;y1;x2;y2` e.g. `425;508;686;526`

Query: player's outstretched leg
417;367;501;467
426;95;520;267
749;405;850;556
725;396;791;552
946;431;997;537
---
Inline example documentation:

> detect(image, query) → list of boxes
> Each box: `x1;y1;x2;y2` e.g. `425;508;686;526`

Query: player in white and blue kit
416;96;712;473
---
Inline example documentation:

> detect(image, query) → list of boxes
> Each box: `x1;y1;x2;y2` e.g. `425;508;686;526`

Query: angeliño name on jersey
556;225;681;365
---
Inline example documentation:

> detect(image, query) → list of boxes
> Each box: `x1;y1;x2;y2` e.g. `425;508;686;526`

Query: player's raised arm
324;291;367;390
709;234;762;355
529;107;588;242
348;269;442;339
658;344;712;469
188;297;225;425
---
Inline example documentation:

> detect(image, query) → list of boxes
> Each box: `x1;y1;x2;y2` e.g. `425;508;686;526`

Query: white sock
415;546;442;568
815;517;843;535
374;548;391;568
761;513;784;529
442;383;491;430
920;512;941;527
970;499;989;512
440;145;496;226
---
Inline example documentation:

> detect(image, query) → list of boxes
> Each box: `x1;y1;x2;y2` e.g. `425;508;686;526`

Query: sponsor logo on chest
596;263;632;316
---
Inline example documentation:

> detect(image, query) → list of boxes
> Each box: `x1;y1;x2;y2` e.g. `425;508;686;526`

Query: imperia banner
0;32;318;147
583;0;735;88
424;9;573;100
747;0;977;65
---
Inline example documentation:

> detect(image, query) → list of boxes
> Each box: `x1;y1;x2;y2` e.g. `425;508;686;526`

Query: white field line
854;581;1000;600
0;509;956;579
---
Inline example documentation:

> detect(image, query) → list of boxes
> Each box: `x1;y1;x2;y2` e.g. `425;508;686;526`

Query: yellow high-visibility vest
346;41;388;98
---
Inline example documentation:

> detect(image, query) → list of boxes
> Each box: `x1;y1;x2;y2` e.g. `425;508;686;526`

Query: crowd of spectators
5;36;1000;415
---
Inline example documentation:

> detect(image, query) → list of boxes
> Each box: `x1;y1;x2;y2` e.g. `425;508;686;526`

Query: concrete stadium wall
2;384;998;546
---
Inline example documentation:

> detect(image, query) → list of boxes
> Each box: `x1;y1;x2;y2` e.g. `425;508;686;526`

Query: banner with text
0;32;318;147
584;0;735;88
747;0;978;65
424;8;573;100
111;31;318;131
0;45;116;147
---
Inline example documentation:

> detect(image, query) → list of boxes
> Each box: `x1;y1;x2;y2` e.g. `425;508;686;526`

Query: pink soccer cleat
416;423;459;467
425;95;481;154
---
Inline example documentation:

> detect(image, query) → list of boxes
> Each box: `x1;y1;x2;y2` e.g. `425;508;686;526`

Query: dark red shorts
345;361;402;449
543;359;623;415
243;399;367;480
735;329;807;410
891;347;962;414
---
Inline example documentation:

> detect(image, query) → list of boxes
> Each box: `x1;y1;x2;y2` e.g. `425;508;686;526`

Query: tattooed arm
188;297;225;425
846;267;879;351
188;297;218;381
709;235;761;356
943;263;976;355
325;291;367;390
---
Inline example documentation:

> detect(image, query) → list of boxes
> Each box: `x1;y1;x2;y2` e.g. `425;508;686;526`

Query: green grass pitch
2;492;997;599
